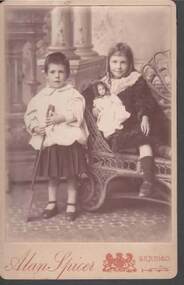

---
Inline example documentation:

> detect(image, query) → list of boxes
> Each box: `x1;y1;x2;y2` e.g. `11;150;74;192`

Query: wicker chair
79;50;171;211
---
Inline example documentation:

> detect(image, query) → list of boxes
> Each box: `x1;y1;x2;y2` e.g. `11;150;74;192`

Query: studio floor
5;180;171;243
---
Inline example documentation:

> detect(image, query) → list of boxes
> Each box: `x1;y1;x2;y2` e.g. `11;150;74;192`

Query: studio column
73;6;98;59
49;7;78;59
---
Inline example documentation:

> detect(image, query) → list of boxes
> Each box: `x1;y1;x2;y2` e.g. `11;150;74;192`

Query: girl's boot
139;156;155;197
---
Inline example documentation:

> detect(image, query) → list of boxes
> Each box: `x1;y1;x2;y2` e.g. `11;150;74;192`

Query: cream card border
0;0;177;280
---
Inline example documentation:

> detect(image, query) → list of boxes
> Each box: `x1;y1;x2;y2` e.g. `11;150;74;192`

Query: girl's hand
92;107;100;118
141;115;150;136
33;126;46;136
45;113;65;126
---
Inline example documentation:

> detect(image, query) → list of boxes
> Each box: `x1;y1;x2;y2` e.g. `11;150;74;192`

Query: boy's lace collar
101;71;141;96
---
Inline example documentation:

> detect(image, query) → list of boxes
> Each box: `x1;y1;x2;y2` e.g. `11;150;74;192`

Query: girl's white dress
24;84;89;150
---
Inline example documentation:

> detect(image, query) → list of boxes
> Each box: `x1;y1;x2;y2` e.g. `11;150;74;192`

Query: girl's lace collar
102;71;141;96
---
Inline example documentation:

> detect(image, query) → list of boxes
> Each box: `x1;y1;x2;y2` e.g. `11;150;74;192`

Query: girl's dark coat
83;76;170;152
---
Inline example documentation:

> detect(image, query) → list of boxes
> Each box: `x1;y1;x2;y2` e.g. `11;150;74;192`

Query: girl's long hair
106;42;135;84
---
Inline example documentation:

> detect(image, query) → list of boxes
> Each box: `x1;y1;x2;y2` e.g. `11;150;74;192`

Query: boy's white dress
24;84;89;150
93;95;130;138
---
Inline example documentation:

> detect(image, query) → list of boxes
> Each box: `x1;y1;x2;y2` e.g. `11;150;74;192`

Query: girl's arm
140;115;150;136
133;78;156;136
134;77;156;120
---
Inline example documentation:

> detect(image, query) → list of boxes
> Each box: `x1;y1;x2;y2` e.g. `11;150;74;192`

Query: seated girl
83;42;170;198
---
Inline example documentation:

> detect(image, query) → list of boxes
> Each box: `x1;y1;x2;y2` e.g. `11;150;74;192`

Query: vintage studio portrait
5;4;173;244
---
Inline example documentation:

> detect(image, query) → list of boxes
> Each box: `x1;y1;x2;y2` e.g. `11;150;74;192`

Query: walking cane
26;104;55;222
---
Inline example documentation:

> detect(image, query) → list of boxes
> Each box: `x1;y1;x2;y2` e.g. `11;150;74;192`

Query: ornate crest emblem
103;252;137;272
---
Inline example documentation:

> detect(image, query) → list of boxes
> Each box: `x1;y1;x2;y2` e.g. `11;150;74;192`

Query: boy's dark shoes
42;201;58;219
139;181;154;198
65;202;77;221
65;212;77;222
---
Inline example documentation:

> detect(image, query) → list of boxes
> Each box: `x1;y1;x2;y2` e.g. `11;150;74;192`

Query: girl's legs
139;144;155;197
139;144;153;159
42;177;59;218
66;176;78;221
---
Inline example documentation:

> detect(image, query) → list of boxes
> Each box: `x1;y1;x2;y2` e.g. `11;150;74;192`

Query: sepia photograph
0;0;177;279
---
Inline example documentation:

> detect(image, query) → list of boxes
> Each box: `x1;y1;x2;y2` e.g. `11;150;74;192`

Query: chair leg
80;169;107;212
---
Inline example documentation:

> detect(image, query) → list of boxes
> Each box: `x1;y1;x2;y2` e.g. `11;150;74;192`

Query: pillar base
74;47;98;60
48;46;80;60
69;55;106;92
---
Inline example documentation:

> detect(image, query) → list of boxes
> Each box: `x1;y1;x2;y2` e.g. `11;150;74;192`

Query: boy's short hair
44;52;70;78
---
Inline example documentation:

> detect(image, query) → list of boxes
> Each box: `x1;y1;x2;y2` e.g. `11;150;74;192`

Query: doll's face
97;84;106;97
46;63;67;88
109;54;129;79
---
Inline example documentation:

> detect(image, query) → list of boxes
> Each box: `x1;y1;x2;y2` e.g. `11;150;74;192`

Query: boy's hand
33;126;46;136
46;113;65;126
141;115;150;136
